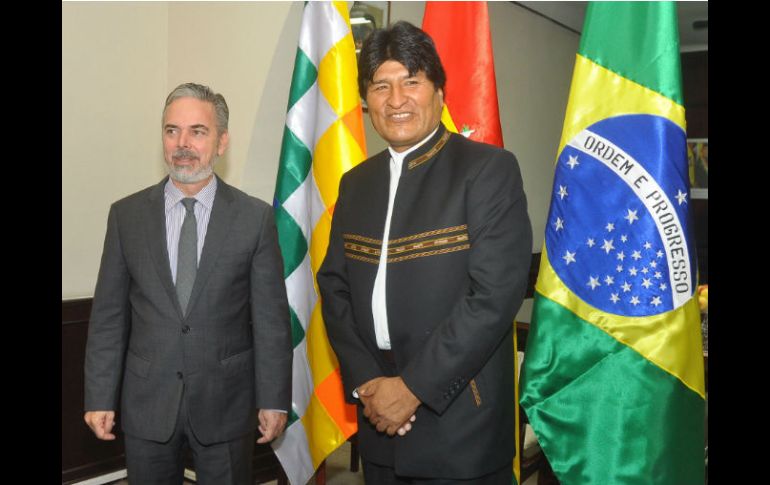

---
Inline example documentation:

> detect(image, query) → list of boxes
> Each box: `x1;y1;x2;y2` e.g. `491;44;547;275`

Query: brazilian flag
519;3;706;484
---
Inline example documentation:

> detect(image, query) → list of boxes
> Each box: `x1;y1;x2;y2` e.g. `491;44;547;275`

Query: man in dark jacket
318;21;532;484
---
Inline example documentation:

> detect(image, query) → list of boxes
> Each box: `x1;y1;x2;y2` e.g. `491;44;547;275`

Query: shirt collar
164;176;218;214
387;125;440;169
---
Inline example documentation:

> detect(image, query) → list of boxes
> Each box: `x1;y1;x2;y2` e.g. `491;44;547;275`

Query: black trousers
362;460;512;485
124;389;254;485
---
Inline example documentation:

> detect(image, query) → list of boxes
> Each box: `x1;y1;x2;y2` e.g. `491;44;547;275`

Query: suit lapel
184;176;237;317
144;178;183;316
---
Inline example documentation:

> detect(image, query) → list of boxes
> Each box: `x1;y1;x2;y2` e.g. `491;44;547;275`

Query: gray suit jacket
84;176;292;444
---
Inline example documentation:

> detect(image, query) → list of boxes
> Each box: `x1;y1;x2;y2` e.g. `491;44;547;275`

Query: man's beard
166;149;216;184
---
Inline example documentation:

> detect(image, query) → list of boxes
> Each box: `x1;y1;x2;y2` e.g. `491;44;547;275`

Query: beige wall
63;2;170;299
62;1;579;305
490;2;578;251
166;2;303;197
62;1;302;299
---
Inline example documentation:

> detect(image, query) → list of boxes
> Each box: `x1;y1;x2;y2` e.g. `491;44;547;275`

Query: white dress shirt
164;176;217;282
371;127;439;350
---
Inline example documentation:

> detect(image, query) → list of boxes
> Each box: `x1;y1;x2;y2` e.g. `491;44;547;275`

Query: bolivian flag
422;1;504;147
520;3;706;484
271;2;365;484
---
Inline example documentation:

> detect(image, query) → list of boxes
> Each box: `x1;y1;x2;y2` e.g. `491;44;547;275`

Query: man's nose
178;131;191;148
388;85;407;108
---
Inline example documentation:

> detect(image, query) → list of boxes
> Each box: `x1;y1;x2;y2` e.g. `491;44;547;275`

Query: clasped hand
358;376;420;436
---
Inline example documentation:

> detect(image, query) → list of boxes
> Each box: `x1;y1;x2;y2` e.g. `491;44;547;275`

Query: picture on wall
350;1;390;112
350;1;389;55
687;138;708;199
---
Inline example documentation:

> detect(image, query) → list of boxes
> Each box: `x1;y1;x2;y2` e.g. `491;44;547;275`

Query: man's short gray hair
163;82;229;134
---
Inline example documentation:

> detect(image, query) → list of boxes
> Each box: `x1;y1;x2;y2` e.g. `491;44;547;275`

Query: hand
359;377;420;436
257;409;288;443
396;414;417;436
84;410;117;440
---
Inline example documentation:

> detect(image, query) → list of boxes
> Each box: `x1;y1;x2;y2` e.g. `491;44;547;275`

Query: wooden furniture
62;299;127;484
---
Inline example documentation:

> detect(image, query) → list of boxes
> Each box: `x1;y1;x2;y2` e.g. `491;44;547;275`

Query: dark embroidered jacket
318;124;533;478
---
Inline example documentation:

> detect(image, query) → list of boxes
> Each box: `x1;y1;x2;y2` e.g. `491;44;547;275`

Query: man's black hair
357;20;446;99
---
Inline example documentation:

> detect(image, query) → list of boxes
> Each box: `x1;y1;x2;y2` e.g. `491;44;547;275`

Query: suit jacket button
182;325;190;334
177;371;183;379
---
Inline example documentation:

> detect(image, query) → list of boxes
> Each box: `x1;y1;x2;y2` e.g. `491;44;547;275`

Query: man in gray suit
84;82;292;485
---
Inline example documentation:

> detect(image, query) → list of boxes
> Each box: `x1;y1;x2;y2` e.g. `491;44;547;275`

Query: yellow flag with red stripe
422;1;503;147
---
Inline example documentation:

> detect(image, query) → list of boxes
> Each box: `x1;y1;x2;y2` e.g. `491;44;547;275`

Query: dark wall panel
682;50;708;283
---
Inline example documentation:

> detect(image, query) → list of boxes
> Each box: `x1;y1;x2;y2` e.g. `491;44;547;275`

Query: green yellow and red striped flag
520;2;705;484
271;3;365;484
422;1;503;147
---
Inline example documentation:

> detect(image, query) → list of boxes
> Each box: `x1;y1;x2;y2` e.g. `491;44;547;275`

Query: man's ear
217;131;230;156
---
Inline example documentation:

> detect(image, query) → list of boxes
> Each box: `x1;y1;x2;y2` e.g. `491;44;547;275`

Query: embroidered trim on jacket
344;242;381;257
386;225;469;260
387;234;469;257
470;379;482;407
343;233;382;245
344;252;381;265
343;224;470;264
343;233;381;263
387;244;470;264
389;224;467;245
408;130;451;170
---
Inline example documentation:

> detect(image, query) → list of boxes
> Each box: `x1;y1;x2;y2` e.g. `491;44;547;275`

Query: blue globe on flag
545;114;696;317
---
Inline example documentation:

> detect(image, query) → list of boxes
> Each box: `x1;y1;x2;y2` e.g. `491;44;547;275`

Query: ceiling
517;1;708;50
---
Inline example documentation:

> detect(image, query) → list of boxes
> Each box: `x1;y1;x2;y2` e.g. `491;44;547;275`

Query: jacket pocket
125;350;151;379
217;250;252;267
220;348;254;376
